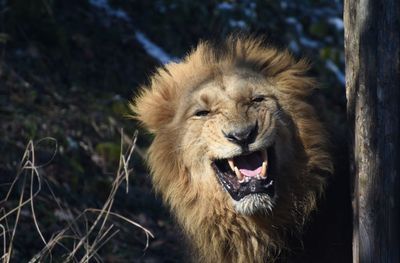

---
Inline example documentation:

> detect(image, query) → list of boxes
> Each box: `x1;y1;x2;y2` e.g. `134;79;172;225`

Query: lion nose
222;122;258;146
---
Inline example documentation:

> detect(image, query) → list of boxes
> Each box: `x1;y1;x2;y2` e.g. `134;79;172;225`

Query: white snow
326;60;345;85
229;19;247;29
286;17;303;34
244;2;257;19
288;40;300;53
89;0;130;21
286;16;320;48
280;1;288;9
217;2;234;11
89;0;174;64
299;37;320;48
328;17;344;31
135;31;175;64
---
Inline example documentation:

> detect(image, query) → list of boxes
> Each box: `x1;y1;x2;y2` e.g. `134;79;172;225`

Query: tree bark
344;0;400;262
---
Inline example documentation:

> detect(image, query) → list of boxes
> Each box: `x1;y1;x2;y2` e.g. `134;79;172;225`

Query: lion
131;36;333;262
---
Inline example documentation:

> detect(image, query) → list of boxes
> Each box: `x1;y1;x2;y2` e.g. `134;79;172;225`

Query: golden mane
131;35;333;262
132;36;316;130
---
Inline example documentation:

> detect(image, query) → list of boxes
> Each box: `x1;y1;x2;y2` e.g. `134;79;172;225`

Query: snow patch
89;0;130;21
229;19;247;29
328;17;344;31
288;40;300;53
217;2;234;11
286;17;303;34
89;0;174;64
243;2;257;19
326;60;345;85
299;37;320;48
135;31;175;64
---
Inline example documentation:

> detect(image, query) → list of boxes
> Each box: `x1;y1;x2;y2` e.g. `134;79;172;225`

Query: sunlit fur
131;36;333;263
233;193;276;215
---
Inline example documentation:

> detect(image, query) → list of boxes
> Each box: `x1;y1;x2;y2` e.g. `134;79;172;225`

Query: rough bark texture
344;0;400;262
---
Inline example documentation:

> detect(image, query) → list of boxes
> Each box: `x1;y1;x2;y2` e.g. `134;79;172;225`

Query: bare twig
2;131;153;262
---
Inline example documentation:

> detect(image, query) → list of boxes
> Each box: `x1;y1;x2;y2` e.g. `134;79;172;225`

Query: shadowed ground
0;0;350;262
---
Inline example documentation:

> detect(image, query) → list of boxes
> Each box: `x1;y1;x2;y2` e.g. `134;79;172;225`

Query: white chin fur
233;193;275;215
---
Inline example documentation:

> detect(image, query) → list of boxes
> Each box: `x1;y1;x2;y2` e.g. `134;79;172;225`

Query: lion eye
252;96;265;103
194;110;210;117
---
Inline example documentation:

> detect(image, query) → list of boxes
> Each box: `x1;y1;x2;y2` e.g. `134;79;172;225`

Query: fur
131;36;333;262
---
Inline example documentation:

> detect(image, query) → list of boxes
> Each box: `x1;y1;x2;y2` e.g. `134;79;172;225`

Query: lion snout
221;121;258;147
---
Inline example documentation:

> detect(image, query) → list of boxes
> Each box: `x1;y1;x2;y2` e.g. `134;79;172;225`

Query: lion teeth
261;149;268;162
228;159;235;171
234;166;243;181
260;161;268;178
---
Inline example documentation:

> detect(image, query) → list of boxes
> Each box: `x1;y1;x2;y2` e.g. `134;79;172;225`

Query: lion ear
130;84;176;133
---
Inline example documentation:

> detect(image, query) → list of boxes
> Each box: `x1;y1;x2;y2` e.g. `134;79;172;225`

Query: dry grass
0;130;153;263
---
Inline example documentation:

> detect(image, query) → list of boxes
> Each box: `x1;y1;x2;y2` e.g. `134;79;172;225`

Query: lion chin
233;193;276;215
131;35;333;263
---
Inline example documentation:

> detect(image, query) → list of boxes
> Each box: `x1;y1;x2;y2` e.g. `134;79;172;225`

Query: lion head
131;36;333;262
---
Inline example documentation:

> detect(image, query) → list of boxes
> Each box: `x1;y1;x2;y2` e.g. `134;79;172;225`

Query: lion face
132;36;332;227
173;70;296;215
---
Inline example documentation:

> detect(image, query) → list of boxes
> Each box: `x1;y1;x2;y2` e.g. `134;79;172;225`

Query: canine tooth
228;159;235;171
234;167;243;181
261;149;268;162
260;161;268;178
245;177;250;182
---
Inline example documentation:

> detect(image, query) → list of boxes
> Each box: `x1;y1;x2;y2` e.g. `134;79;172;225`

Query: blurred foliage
0;0;347;262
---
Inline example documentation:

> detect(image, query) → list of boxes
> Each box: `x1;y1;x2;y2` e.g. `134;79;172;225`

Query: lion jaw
233;192;276;215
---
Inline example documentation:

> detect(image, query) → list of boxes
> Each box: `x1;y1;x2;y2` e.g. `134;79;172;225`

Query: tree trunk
344;0;400;262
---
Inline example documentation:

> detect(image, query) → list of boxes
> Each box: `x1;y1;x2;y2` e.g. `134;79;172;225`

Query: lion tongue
234;151;263;177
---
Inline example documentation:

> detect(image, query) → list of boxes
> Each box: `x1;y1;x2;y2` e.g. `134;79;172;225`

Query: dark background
0;0;351;262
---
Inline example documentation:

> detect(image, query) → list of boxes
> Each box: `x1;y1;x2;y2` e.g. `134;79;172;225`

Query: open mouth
211;147;275;201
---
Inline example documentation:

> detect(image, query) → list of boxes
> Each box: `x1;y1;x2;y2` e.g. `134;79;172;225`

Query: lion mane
131;36;333;262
